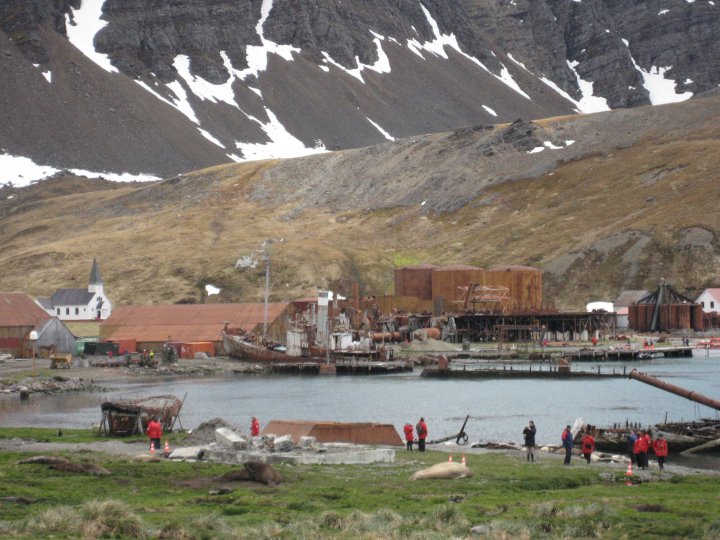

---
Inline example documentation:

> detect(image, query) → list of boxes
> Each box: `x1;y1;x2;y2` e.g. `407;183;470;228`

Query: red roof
0;292;51;327
100;303;288;342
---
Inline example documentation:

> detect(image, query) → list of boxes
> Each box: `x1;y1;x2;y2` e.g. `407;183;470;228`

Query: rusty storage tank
485;265;542;312
692;304;704;331
394;264;437;300
431;265;485;306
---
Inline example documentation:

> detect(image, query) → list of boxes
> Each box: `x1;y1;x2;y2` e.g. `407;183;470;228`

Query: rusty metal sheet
263;420;403;446
100;303;288;342
0;292;51;327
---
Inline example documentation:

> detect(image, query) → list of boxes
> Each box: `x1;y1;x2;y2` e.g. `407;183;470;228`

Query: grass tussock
80;499;146;539
705;520;720;540
26;506;81;536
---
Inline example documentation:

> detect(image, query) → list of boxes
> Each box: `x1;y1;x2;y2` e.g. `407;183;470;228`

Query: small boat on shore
98;395;184;436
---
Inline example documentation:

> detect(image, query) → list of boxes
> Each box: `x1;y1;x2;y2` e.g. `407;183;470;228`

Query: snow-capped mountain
1;0;718;184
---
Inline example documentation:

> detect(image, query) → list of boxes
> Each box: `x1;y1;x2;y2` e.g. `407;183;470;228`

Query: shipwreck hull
222;330;295;362
99;395;182;436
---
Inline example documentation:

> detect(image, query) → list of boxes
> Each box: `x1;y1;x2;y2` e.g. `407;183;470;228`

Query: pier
566;346;693;362
269;361;413;376
421;364;628;379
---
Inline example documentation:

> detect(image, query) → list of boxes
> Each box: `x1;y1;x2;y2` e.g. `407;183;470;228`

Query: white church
36;258;113;321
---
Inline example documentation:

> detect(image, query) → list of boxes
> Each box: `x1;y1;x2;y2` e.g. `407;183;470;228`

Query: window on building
75;307;79;315
712;301;716;309
65;308;69;315
56;308;60;315
701;301;705;308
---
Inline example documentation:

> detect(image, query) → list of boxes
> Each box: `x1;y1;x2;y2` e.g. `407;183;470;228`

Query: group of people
403;417;428;452
523;422;669;469
628;430;668;469
146;416;262;450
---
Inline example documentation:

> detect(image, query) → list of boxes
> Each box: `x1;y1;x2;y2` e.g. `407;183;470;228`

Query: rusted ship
223;291;391;363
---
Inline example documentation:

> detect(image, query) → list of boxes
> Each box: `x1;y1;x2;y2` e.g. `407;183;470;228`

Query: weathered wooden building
0;292;76;357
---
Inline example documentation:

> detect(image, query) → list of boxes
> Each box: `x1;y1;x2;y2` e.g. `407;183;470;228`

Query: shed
696;288;720;314
100;303;291;354
0;292;75;357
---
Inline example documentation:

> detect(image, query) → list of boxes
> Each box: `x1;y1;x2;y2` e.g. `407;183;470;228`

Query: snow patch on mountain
65;0;118;74
321;32;391;83
482;105;498;116
0;153;159;187
622;39;693;105
567;60;610;113
238;0;300;80
407;4;530;99
235;109;327;161
366;117;395;140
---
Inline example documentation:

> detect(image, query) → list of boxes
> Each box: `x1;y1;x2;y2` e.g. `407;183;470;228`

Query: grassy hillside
0;97;718;310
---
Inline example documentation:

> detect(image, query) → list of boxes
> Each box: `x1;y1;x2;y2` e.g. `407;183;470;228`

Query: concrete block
168;446;208;460
298;436;316;449
267;448;395;465
273;435;294;452
215;427;248;450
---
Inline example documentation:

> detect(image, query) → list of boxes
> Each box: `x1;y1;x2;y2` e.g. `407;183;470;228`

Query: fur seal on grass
215;461;282;486
18;456;70;466
48;462;111;476
411;461;473;480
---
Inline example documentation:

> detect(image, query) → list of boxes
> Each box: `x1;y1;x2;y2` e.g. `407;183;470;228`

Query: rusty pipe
628;369;720;410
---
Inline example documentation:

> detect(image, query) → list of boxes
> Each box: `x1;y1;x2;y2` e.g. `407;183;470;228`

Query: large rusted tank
394;264;437;300
485;265;542;312
431;265;485;305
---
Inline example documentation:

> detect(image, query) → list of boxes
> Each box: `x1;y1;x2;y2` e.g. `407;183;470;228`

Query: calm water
2;351;719;450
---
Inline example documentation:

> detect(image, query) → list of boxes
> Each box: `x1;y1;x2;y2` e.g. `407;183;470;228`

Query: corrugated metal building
0;292;75;356
99;303;291;354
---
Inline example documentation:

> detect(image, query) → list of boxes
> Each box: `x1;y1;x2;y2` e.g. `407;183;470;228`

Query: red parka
653;438;668;457
637;434;650;453
581;434;595;454
251;418;260;437
416;420;428;440
146;420;162;439
403;423;414;442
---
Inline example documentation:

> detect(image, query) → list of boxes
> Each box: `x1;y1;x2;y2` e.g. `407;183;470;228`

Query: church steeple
89;258;103;286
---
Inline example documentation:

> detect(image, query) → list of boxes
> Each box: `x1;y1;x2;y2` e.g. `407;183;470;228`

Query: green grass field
0;428;718;538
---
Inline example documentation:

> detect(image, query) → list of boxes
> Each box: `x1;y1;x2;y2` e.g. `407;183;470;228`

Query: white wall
696;290;719;314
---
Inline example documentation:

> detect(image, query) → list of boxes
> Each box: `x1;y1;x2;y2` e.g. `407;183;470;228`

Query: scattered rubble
170;423;395;466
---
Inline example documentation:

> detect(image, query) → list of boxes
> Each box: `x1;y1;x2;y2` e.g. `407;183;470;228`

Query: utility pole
263;249;270;337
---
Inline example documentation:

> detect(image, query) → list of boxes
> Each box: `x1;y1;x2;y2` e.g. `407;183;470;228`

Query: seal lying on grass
48;461;111;476
215;461;282;486
411;461;473;480
17;456;70;466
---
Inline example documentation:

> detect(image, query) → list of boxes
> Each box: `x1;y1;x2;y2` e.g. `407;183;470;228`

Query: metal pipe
628;369;720;410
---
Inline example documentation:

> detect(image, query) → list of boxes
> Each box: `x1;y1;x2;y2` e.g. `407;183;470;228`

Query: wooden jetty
269;361;413;376
421;364;627;379
567;346;692;362
335;360;413;375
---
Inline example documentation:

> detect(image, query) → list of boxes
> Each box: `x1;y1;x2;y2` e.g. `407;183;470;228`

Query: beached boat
98;395;184;436
222;329;297;362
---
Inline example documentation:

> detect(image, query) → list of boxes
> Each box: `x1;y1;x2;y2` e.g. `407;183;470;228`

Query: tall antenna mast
263;248;270;337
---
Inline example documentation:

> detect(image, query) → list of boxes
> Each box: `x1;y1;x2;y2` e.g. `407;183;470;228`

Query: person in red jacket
636;430;650;469
251;417;260;437
416;417;428;452
653;434;668;470
403;423;414;451
146;417;162;451
581;431;595;464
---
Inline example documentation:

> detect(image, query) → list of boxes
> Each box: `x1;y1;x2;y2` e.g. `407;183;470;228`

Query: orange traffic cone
149;441;155;455
448;454;453;462
163;440;171;456
461;455;466;465
625;461;633;485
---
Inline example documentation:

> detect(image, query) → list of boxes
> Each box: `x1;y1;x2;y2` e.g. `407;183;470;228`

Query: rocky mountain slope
1;0;718;181
1;96;718;310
